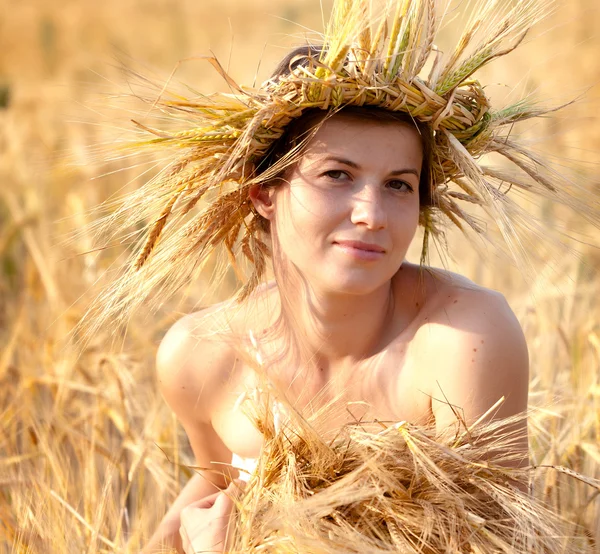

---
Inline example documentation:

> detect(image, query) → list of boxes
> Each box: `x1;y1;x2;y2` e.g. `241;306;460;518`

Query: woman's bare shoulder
156;301;242;424
406;265;529;427
156;283;280;422
408;264;523;347
403;263;506;316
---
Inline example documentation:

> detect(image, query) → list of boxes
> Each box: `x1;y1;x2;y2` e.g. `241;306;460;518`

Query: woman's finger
213;489;234;513
214;480;246;512
184;490;221;510
229;479;247;495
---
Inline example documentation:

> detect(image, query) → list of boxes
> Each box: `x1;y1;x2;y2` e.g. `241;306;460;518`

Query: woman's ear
248;184;276;220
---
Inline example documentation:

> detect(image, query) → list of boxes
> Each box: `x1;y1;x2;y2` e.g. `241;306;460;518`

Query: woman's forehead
301;113;424;161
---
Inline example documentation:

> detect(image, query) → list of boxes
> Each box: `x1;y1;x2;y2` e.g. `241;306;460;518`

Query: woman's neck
277;278;396;369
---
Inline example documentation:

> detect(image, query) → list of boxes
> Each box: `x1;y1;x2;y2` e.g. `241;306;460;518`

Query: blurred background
1;0;599;551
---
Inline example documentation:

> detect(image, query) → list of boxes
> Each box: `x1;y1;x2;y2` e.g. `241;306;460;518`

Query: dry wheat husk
227;392;598;554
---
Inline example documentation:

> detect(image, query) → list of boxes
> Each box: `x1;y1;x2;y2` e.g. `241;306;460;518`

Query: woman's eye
387;180;413;192
323;170;349;181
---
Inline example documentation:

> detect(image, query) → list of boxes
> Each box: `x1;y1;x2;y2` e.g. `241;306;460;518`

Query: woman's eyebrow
389;168;420;178
319;155;360;169
320;156;419;177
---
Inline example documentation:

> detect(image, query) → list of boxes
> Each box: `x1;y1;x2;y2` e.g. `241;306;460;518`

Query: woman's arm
143;312;239;553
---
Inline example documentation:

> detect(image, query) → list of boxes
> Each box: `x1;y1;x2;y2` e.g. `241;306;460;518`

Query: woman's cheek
300;186;337;218
390;201;420;249
290;187;338;235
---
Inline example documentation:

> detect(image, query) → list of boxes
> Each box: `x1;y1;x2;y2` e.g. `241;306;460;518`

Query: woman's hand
179;481;244;554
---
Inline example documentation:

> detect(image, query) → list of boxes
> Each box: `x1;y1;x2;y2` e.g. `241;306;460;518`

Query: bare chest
211;345;432;460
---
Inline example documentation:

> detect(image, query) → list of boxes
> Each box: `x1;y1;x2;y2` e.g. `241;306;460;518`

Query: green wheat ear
384;0;411;78
492;100;550;125
436;46;495;95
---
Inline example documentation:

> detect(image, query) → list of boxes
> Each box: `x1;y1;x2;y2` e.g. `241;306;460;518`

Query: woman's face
259;113;423;296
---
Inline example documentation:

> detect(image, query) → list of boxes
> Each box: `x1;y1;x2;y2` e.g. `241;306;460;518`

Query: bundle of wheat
228;392;598;553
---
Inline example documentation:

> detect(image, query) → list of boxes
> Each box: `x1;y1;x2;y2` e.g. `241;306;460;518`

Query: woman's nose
350;184;387;230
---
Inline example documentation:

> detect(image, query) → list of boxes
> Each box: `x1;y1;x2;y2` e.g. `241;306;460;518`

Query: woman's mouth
333;240;386;261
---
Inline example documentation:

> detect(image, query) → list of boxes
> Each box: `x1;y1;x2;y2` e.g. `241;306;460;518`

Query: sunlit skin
268;116;422;296
252;115;423;363
144;113;529;553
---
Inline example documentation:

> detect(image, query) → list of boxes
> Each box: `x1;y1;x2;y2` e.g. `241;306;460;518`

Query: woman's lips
333;240;386;261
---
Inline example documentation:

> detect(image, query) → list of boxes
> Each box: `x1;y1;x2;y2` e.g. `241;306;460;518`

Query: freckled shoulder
392;263;488;329
416;266;515;330
409;267;529;429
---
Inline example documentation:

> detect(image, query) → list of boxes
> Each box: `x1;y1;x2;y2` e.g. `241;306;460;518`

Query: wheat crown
83;0;599;332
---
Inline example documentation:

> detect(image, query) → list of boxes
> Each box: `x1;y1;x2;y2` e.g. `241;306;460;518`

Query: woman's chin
320;271;393;296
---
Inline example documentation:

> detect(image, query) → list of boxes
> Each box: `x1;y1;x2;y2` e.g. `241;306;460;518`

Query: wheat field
0;0;599;552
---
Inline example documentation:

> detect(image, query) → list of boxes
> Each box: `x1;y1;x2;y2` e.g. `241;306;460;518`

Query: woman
101;1;584;551
145;107;529;553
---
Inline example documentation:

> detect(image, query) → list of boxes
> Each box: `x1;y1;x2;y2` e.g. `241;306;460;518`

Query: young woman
141;108;528;553
104;2;584;551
